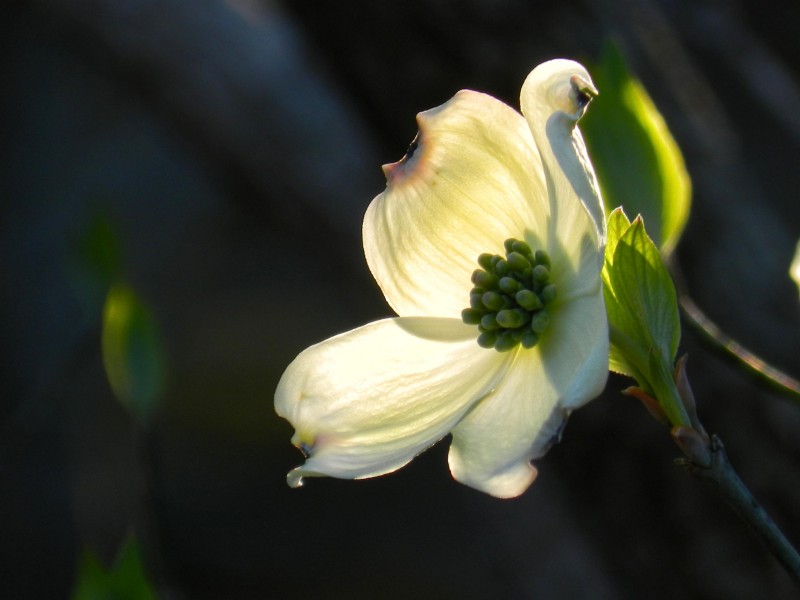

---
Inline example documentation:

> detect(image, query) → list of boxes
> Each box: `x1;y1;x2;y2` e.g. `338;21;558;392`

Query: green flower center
461;238;557;352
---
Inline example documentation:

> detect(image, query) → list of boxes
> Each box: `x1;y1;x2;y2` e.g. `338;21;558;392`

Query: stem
667;259;800;402
678;435;800;584
679;294;800;401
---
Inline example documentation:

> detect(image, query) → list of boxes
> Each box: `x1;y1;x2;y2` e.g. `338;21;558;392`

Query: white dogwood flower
275;60;609;498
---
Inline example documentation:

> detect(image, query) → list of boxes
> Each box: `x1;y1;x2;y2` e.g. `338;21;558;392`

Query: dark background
3;0;800;598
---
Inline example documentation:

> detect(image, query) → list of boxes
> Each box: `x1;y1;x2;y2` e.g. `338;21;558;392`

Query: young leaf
611;217;681;362
602;210;689;426
603;208;638;378
583;42;691;256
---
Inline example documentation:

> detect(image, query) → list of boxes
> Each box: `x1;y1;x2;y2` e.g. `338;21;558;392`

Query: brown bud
671;426;712;468
623;386;670;426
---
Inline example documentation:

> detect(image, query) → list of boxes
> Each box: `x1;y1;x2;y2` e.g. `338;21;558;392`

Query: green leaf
612;217;680;361
602;209;689;426
72;536;158;600
101;284;165;424
602;208;642;379
583;42;691;256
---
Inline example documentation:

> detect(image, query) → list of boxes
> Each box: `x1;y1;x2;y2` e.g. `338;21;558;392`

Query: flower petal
520;60;605;253
363;90;549;318
274;317;511;487
448;289;608;498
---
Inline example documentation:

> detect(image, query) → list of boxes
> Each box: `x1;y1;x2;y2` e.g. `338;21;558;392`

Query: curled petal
448;290;608;498
520;60;606;249
275;317;511;487
364;90;549;318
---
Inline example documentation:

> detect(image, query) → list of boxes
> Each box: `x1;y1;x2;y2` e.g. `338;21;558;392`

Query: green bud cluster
461;238;557;352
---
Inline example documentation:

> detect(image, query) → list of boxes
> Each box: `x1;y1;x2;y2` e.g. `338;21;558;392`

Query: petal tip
450;452;539;499
287;467;306;489
382;130;424;186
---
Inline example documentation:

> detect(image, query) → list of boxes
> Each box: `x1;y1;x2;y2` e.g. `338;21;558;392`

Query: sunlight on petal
448;290;608;498
448;348;566;498
364;90;549;318
521;60;605;252
275;317;512;486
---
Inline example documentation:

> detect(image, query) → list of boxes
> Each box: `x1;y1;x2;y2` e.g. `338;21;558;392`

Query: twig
676;434;800;584
679;294;800;400
667;258;800;401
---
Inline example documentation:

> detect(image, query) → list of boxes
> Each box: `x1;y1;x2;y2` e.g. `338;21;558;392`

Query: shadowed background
2;0;800;598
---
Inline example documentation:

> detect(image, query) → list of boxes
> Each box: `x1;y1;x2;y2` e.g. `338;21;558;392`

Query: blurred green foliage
72;536;158;600
69;209;166;424
583;43;691;256
68;208;123;315
101;283;166;425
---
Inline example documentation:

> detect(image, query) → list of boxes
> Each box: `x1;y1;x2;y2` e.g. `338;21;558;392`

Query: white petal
448;289;608;498
363;90;549;318
520;60;606;253
274;317;511;487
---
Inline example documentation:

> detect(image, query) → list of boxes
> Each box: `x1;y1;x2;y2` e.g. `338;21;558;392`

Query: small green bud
470;292;484;310
461;308;483;325
515;289;543;311
480;313;499;331
511;239;532;257
496;309;524;329
506;252;531;273
532;264;550;283
472;270;498;289
493;259;510;277
504;239;516;253
531;310;550;333
541;284;557;303
498;277;521;294
494;331;518;352
477;331;497;348
478;253;495;271
481;291;507;311
521;331;539;349
534;249;550;267
510;327;526;342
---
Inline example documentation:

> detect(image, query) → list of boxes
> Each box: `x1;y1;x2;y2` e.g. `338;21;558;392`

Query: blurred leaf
102;283;165;424
583;42;691;256
791;239;800;300
68;208;123;314
603;208;689;426
72;536;158;600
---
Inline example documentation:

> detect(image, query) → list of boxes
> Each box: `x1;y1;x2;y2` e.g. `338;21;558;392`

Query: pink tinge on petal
382;132;424;186
364;91;550;319
381;114;438;188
